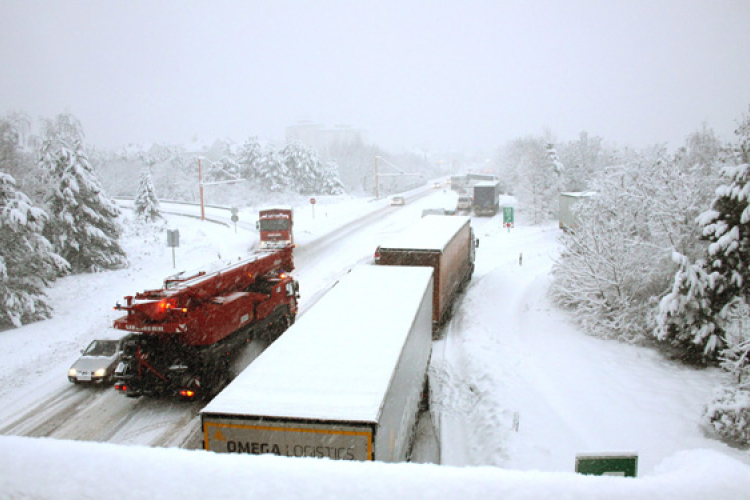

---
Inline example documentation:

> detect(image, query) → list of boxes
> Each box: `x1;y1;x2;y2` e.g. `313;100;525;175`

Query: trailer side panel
373;277;433;461
203;416;374;460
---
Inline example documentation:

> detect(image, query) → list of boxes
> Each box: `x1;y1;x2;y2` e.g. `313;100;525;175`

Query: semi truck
472;180;501;216
257;207;293;249
374;215;477;330
112;210;299;400
201;264;434;462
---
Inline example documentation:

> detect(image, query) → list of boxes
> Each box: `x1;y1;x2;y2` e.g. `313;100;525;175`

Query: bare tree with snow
551;143;722;343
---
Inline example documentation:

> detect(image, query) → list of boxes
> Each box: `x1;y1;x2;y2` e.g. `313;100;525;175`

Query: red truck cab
257;207;294;250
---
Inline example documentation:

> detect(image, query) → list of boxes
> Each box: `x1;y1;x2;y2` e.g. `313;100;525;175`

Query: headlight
68;368;77;377
94;368;106;377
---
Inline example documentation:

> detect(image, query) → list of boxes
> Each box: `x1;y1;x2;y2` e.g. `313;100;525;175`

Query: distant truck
257;207;293;249
472;180;501;216
375;215;477;329
450;175;467;192
201;265;434;462
559;192;595;231
466;173;497;184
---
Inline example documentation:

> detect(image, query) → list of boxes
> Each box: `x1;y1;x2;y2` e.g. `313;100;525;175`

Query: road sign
503;206;515;228
167;229;180;247
166;229;180;268
310;197;316;205
231;207;239;215
575;453;638;477
231;214;239;223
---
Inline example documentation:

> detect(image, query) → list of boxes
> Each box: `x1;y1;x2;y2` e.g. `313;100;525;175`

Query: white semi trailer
200;264;434;462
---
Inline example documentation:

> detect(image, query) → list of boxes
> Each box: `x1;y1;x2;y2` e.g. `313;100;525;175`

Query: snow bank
2;436;749;500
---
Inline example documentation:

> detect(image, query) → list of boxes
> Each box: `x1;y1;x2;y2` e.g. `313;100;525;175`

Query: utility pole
375;155;379;199
199;158;205;221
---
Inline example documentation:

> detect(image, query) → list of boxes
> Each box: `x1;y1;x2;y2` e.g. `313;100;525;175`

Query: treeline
98;138;347;207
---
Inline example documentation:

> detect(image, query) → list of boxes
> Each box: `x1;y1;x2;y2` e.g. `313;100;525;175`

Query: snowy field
1;187;750;499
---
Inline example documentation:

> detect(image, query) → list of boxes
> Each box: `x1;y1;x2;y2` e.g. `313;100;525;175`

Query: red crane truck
113;211;299;400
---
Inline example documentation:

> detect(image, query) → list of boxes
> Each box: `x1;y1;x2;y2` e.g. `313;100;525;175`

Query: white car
390;196;405;206
68;337;123;385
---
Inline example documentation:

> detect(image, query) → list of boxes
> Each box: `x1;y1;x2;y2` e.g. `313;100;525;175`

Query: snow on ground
1;186;750;498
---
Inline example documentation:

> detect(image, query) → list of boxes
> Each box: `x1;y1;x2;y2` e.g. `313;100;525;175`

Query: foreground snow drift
2;436;749;500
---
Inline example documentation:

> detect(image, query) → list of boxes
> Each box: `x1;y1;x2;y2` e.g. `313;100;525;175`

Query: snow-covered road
0;189;747;477
425;211;749;474
0;190;441;449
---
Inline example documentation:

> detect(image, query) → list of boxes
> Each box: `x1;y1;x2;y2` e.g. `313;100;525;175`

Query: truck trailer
472;180;501;216
374;215;477;329
201;264;434;462
559;191;595;231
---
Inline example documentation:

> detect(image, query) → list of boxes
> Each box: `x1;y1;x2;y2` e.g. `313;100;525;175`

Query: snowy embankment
2;188;750;498
3;436;750;500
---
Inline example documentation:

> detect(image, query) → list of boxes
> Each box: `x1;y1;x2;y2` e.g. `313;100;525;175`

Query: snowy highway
0;189;446;450
0;189;748;476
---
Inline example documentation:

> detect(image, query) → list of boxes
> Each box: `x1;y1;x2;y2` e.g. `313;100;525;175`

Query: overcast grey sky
1;1;749;153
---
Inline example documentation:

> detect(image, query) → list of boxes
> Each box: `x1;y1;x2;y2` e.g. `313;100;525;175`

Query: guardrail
113;197;231;211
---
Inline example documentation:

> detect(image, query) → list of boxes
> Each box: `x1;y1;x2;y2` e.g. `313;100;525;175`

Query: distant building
285;122;366;150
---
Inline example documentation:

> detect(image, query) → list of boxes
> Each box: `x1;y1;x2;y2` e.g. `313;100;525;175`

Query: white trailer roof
378;215;469;252
474;180;499;187
201;264;433;423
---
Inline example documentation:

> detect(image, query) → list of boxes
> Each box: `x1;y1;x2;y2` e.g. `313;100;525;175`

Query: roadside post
310;197;316;219
503;206;515;232
231;207;239;233
167;229;180;268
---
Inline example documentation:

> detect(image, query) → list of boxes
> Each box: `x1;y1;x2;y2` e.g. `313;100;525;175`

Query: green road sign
503;206;514;227
575;453;638;477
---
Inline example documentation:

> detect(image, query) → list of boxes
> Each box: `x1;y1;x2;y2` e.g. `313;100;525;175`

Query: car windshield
83;340;119;357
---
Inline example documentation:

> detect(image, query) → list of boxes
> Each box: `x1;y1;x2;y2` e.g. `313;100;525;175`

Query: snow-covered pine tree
657;110;750;365
39;114;128;273
320;161;346;195
0;172;68;327
238;137;263;184
134;168;162;223
281;141;318;194
546;143;565;175
256;146;288;193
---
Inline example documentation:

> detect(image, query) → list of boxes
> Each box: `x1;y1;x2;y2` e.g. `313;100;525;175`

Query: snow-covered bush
703;386;750;446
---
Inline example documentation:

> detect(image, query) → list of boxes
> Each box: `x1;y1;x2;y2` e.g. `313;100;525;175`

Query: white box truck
201;264;434;462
